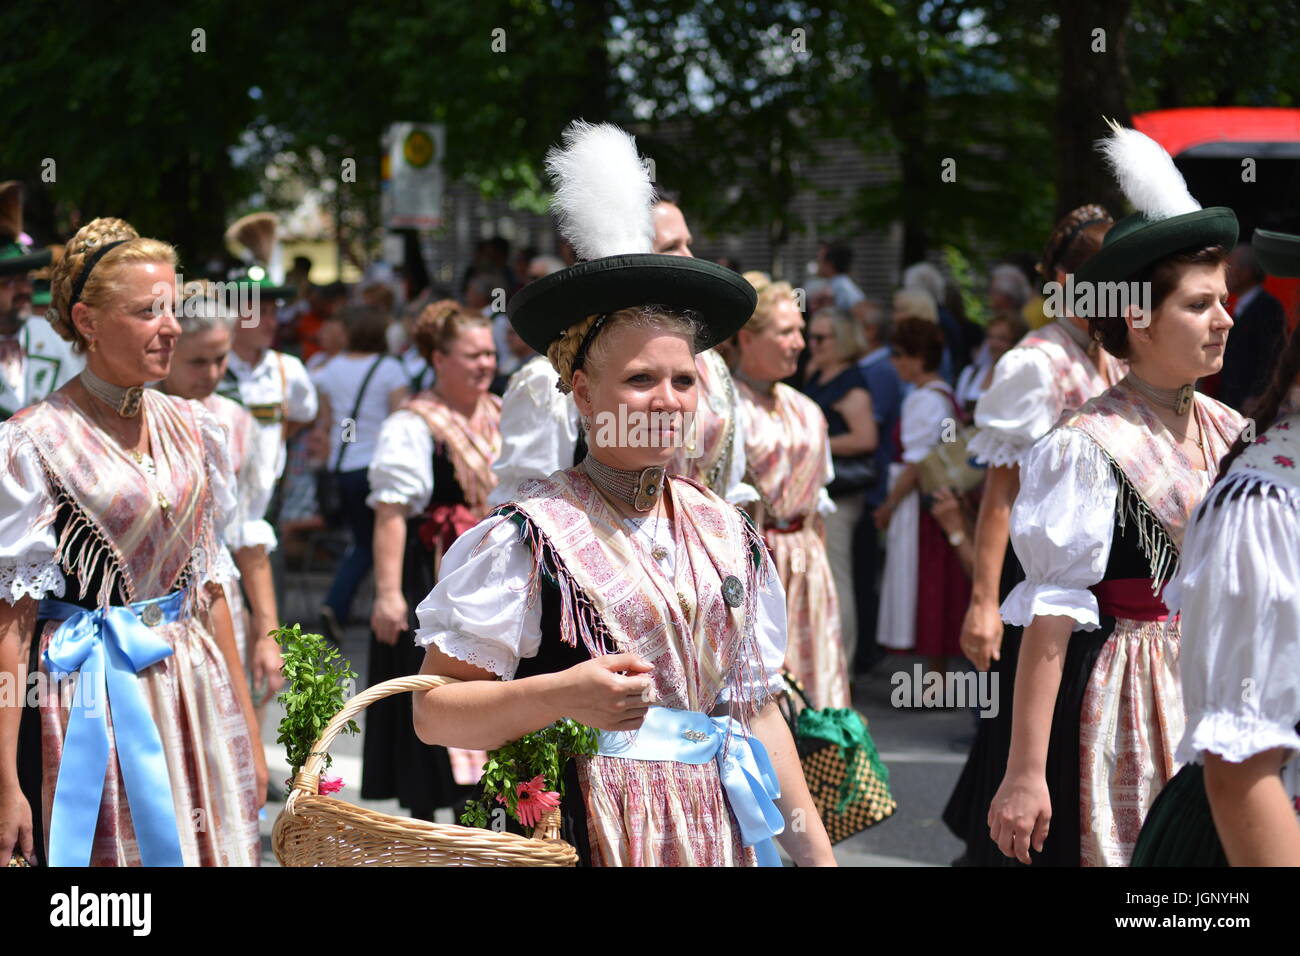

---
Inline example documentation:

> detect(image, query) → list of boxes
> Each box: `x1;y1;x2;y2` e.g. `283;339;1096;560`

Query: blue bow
598;706;785;866
39;594;185;867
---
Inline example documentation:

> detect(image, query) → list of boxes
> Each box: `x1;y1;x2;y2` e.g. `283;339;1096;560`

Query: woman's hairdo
810;306;869;363
1040;204;1114;280
547;306;702;392
738;270;797;339
413;299;490;363
1086;245;1229;359
890;316;945;372
47;217;177;354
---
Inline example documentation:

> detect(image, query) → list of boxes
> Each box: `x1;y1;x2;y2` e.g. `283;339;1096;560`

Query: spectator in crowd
311;304;410;641
852;298;905;669
1220;243;1285;414
651;192;694;256
893;288;955;383
305;314;347;372
286;281;346;361
904;261;970;379
361;281;397;318
954;313;1026;415
803;306;878;673
874;317;971;669
988;263;1033;329
815;239;866;312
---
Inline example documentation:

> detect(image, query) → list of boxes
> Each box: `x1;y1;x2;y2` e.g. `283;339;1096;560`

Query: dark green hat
1252;228;1300;278
1074;207;1238;291
0;241;52;277
507;253;757;356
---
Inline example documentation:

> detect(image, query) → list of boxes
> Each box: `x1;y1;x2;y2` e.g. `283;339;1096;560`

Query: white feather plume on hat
545;120;655;260
1097;117;1200;221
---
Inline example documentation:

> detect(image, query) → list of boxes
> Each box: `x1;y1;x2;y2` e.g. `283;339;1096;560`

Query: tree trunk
1054;0;1133;217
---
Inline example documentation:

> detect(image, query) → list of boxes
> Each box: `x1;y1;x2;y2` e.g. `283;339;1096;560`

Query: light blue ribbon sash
598;705;785;866
39;592;186;867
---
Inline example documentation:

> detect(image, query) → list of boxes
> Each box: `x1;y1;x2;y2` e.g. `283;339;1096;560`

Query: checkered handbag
781;674;896;844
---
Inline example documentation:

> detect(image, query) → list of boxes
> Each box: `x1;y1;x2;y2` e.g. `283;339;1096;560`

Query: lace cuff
0;558;66;604
1179;710;1300;766
1000;580;1100;630
418;626;517;680
968;428;1029;468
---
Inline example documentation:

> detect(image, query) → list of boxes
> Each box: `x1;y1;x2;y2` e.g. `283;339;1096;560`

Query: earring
580;414;592;433
88;338;97;353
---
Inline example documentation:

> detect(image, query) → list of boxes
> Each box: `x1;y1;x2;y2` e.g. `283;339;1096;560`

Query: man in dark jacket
1220;244;1285;415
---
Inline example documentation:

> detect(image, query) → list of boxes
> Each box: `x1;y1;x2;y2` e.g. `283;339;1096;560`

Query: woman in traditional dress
1131;227;1300;866
362;299;501;819
873;316;971;665
988;125;1245;866
944;204;1125;866
0;218;263;867
733;273;851;710
410;120;835;867
159;294;283;710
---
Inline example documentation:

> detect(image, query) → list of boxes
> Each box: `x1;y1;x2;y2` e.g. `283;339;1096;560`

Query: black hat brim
1075;207;1238;289
1252;228;1300;278
0;248;52;277
507;254;758;356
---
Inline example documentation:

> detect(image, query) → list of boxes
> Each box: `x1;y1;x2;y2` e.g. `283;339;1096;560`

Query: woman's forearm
1005;616;1073;776
884;463;920;510
969;464;1018;605
1204;751;1300;866
413;647;567;750
372;504;407;596
233;545;278;646
749;701;836;866
0;599;35;787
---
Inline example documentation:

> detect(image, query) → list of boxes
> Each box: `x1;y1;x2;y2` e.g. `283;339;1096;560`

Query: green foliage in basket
273;623;359;775
460;718;599;834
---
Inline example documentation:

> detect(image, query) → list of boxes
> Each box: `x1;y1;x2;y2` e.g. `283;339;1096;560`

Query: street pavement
259;597;975;867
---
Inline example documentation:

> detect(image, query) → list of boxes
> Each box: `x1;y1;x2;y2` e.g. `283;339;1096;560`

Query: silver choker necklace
81;366;145;417
581;455;665;512
1124;371;1196;416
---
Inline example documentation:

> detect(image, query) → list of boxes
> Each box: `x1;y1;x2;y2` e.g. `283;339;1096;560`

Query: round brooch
722;575;744;608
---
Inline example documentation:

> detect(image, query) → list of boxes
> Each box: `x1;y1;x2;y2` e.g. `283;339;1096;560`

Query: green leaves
272;623;359;777
458;718;599;835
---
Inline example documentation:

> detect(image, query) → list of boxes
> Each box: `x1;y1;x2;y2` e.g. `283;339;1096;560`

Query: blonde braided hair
47;217;177;354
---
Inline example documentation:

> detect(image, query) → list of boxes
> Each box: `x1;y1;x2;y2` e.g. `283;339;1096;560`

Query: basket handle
286;674;462;808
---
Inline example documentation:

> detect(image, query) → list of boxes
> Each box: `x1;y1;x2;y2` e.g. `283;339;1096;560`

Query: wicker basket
272;674;578;866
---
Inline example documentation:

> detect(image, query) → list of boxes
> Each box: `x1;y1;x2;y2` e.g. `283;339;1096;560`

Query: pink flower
1256;435;1270;444
1274;455;1295;469
318;775;345;795
514;774;561;829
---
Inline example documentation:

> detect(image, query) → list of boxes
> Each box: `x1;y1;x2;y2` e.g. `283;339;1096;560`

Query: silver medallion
722;575;744;608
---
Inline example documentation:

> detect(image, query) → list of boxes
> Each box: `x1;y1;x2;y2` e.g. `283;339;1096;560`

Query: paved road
259;586;976;867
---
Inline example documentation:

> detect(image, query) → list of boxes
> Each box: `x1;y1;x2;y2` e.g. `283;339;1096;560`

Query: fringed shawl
404;390;502;517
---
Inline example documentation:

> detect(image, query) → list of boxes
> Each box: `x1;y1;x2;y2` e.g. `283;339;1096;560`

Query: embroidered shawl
668;349;739;493
404;390;502;518
736;381;828;523
1022;321;1128;415
498;470;768;716
10;390;224;611
1059;379;1245;590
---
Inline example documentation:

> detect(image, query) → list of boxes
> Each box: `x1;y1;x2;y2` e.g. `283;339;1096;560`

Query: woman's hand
251;633;285;699
872;501;894;530
960;599;1003;671
988;771;1051;864
552;653;655;731
929;486;965;535
0;782;34;866
371;591;409;646
252;740;269;809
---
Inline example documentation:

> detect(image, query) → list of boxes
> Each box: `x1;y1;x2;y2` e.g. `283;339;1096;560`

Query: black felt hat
508;253;757;355
506;120;756;357
1252;228;1300;278
1075;120;1238;293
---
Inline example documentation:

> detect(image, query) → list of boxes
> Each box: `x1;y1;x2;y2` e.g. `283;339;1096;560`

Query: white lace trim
968;428;1027;468
0;558;66;604
1180;711;1300;766
1000;580;1100;630
419;627;517;680
207;544;238;586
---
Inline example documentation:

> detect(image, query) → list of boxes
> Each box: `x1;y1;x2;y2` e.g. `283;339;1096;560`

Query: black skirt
1130;763;1228;867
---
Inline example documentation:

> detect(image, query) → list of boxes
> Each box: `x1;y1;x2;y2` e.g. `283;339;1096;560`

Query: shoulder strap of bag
333;356;384;472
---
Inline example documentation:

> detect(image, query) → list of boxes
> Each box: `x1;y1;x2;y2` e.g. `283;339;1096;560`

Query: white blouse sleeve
0;424;64;604
969;348;1058;468
227;407;277;552
488;357;580;507
366;410;434;517
196;402;239;587
1000;427;1116;630
722;395;759;507
1171;471;1300;766
412;513;543;679
900;387;950;464
282;353;319;424
717;547;789;704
